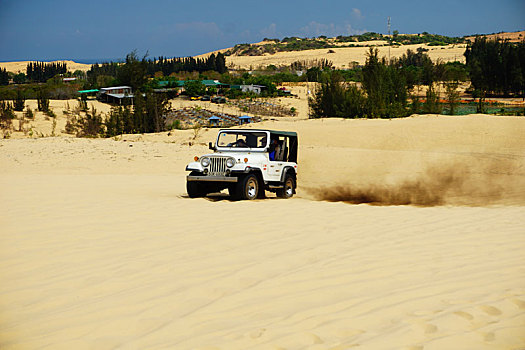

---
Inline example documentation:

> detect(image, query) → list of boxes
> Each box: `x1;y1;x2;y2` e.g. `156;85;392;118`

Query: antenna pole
388;16;392;63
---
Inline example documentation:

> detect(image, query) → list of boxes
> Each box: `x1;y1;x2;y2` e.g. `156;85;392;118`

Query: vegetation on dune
0;68;9;86
224;32;466;56
309;47;473;119
310;48;409;119
465;37;525;98
0;100;15;132
1;31;524;138
26;62;67;83
86;51;227;90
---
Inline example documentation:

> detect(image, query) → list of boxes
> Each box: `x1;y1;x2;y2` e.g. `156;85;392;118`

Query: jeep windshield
217;131;268;149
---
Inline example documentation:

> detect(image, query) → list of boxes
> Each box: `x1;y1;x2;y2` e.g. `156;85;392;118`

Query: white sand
226;44;467;70
1;113;525;349
0;60;91;74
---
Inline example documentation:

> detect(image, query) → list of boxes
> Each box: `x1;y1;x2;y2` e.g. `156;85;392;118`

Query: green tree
309;72;366;118
37;89;50;112
362;48;409;118
393;30;399;41
445;82;460;115
144;92;169;133
423;84;442;114
0;68;9;85
13;89;25;111
184;80;206;97
13;73;26;84
0;100;15;130
77;106;104;137
105;106;127;137
117;50;148;91
465;37;525;97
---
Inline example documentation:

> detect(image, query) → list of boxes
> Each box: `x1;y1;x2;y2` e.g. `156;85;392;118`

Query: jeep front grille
209;157;228;175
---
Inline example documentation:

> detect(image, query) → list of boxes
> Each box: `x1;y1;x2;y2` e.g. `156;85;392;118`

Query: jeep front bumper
186;175;238;182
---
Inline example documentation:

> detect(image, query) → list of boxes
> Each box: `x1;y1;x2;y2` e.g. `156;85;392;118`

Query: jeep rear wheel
277;175;295;199
231;174;259;200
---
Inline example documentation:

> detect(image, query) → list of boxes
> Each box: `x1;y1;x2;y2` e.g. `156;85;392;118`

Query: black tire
187;181;207;198
231;174;259;200
276;174;295;198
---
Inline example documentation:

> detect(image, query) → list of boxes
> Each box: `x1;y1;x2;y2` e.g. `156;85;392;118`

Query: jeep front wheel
231;174;259;200
187;181;207;198
277;175;295;199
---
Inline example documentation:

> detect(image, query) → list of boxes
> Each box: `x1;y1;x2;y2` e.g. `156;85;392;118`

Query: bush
37;89;50;112
445;82;460;115
0;100;15;130
423;84;442;114
183;80;206;97
13;89;25;111
309;72;366;118
77;106;104;137
24;106;34;119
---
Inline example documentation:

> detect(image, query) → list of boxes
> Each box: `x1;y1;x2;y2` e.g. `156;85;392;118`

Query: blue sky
0;0;523;61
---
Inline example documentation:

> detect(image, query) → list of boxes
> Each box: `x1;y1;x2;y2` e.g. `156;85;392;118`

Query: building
157;80;229;90
97;86;134;104
231;84;267;95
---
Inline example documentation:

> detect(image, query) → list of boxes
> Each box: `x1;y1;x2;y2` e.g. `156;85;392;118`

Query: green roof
78;89;99;93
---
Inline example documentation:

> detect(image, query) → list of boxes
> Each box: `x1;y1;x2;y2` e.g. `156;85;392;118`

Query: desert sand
0;60;91;74
1;102;525;350
465;30;525;43
1;42;467;75
225;43;467;70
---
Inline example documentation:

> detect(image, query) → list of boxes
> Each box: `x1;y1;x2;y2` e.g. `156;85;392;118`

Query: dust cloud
306;160;525;207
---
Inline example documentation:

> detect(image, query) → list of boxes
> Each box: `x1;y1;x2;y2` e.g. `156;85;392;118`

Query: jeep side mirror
209;142;214;150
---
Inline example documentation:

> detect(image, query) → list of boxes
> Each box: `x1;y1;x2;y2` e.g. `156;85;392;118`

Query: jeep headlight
226;157;235;168
200;157;210;167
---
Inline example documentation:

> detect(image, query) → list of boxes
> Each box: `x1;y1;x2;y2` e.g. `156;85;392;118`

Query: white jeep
186;129;298;200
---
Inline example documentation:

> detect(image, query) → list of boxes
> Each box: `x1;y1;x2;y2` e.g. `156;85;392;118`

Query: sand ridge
0;60;91;74
225;43;468;70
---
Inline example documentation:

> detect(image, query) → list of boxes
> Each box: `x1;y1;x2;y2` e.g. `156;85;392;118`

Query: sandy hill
224;43;467;70
196;36;468;70
1;31;522;74
0;59;92;74
198;30;524;70
465;30;525;43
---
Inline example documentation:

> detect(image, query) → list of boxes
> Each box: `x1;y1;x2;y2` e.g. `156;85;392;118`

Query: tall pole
388;16;392;63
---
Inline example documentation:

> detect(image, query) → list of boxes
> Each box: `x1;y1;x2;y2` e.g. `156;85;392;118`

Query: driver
269;138;280;161
234;138;248;147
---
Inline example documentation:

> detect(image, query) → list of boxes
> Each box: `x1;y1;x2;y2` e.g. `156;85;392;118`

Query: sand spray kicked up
306;160;525;207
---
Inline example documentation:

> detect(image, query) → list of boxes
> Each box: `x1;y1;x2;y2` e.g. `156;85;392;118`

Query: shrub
423;84;442;114
77;106;104;137
0;100;15;130
13;89;25;111
24;106;34;119
37;89;50;112
445;82;460;115
309;72;366;118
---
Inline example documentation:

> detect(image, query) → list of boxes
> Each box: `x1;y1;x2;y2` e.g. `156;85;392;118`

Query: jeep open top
186;129;298;200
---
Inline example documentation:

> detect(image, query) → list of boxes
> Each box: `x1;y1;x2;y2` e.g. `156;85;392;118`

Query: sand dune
465;30;525;43
0;42;467;75
0;60;91;74
1;114;525;349
226;43;467;70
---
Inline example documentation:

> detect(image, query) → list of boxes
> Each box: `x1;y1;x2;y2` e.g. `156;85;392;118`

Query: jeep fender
280;166;297;184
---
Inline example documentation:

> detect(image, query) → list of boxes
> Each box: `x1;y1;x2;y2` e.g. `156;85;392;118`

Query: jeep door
267;136;288;181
